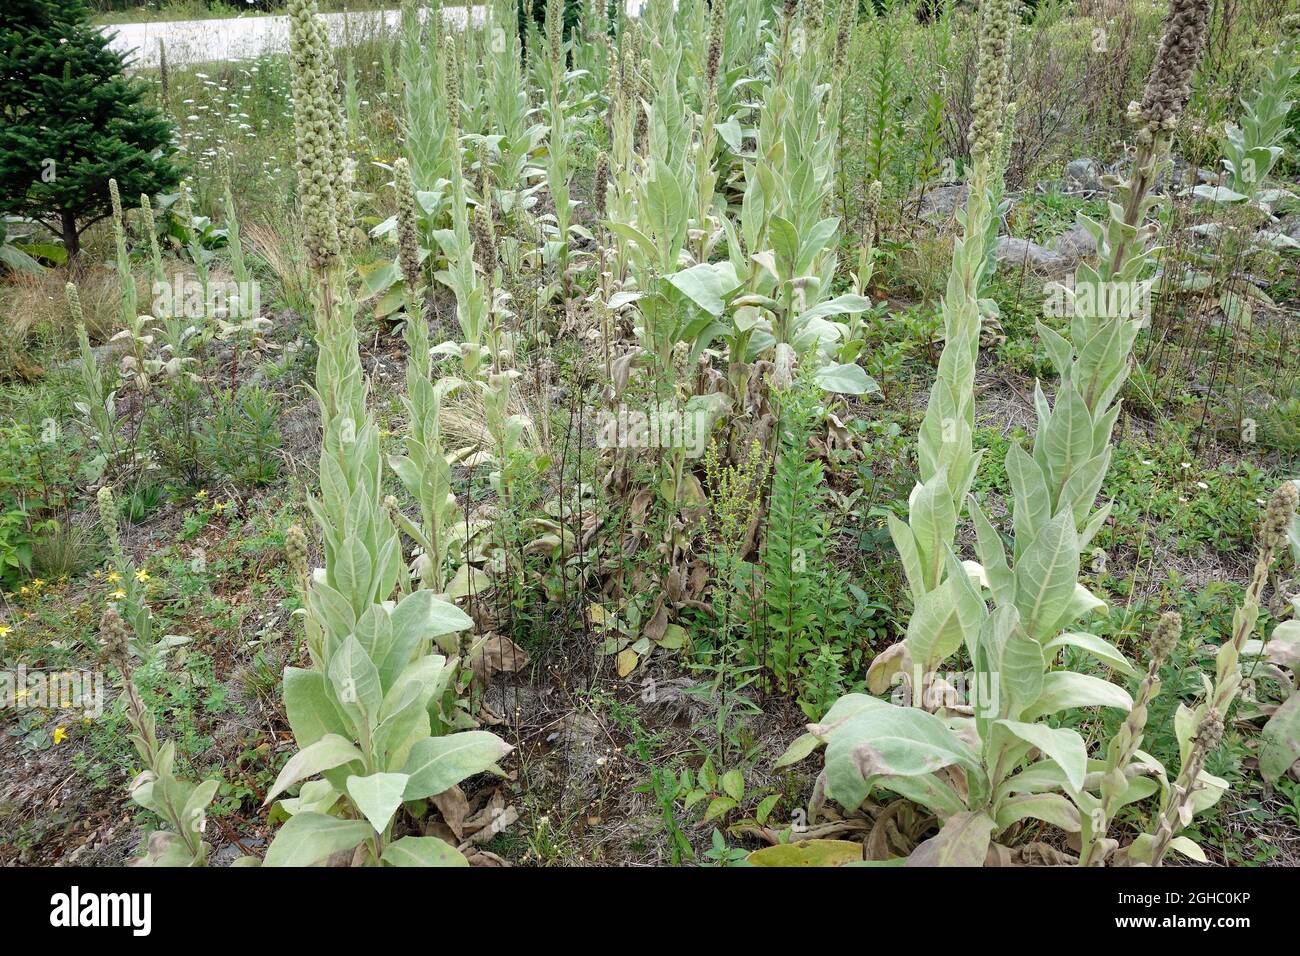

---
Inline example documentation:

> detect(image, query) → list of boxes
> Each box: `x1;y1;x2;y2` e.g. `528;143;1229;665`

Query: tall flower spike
1263;481;1299;550
98;605;131;669
443;34;461;138
1134;0;1213;139
594;152;609;220
472;201;497;277
1150;610;1182;664
287;0;342;272
705;0;725;90
968;0;1019;167
140;193;164;285
97;486;122;561
546;0;564;70
108;178;124;236
393;157;421;299
65;281;85;327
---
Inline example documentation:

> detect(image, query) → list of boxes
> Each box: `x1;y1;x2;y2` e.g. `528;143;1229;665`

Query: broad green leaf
1044;631;1138;678
381;835;468;867
905;811;995;867
822;705;980;811
814;362;879;396
329;635;383;725
703;796;738;822
993;793;1081;833
283;667;351;748
346;772;411;833
1025;672;1132;720
980;606;1042;721
263;812;372;867
1259;695;1300;783
747;840;863;867
666;262;738;316
383;589;473;683
1167;836;1208;863
265;734;365;805
402;731;511;800
992;720;1087;792
1013;511;1080;641
720;770;744;801
1006;444;1050;546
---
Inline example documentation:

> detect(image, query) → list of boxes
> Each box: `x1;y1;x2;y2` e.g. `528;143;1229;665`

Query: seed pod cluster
1150;610;1182;664
1262;481;1299;550
1134;0;1212;139
393;157;421;294
968;0;1019;167
287;0;344;271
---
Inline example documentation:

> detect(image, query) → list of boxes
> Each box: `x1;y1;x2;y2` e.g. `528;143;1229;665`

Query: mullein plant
689;0;727;265
262;0;511;868
175;184;215;345
712;6;871;386
140;192;166;292
856;0;1014;692
95;486;186;661
481;0;545;219
99;607;218;867
1169;35;1298;322
388;158;466;596
105;179;154;393
1118;482;1298;866
1077;611;1181;865
397;0;455;209
603;28;638;285
215;153;267;342
67;282;122;478
779;0;1214;866
541;0;576;297
430;37;490;380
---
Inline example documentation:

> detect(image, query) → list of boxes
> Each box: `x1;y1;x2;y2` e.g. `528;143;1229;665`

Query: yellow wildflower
105;570;122;584
135;568;150;583
110;588;127;600
53;726;68;745
0;624;10;638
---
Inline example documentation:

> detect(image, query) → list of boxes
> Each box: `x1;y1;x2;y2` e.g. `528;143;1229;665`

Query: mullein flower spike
1134;0;1212;140
287;0;342;271
968;0;1019;166
393;157;421;294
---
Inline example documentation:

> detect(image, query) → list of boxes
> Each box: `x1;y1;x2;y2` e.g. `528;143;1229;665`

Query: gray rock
1050;221;1097;262
917;183;969;223
1064;158;1104;193
89;338;131;363
995;236;1072;277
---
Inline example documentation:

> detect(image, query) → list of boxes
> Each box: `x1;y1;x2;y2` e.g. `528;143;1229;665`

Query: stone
1050;221;1097;263
917;183;969;223
1064;158;1104;193
995;236;1072;277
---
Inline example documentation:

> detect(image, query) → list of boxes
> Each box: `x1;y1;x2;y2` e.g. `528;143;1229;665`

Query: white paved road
102;7;482;67
103;2;648;67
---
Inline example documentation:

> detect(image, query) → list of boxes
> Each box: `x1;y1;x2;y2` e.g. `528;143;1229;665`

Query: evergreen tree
0;0;180;260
